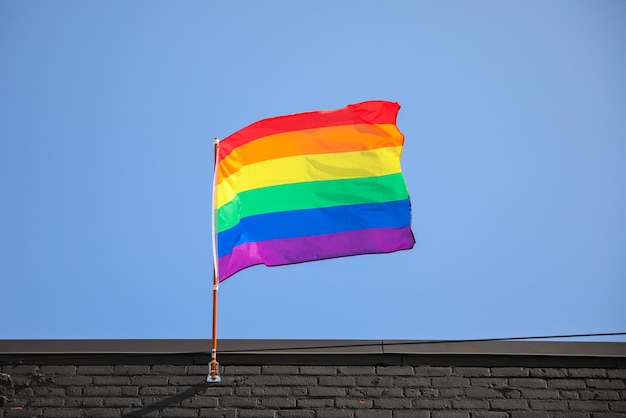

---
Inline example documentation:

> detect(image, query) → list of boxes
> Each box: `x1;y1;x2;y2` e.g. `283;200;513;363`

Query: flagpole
207;137;221;383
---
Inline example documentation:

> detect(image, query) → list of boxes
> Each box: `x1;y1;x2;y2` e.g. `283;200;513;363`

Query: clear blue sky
1;1;625;341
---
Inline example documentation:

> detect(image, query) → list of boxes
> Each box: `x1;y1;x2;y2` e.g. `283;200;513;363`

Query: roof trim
0;339;624;358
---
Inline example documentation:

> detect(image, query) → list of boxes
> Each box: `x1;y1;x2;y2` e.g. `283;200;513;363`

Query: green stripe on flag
217;173;409;233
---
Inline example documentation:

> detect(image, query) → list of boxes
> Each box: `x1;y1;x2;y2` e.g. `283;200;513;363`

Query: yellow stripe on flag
216;146;403;209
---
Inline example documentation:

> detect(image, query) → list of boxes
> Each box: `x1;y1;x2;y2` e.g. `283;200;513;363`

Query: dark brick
560;390;581;400
490;399;529;410
243;375;281;385
29;397;65;407
404;387;437;397
337;366;374;375
414;366;451;376
32;387;64;397
119;410;156;418
260;397;297;408
251;386;290;396
137;386;178;396
317;411;354;418
77;365;113;375
509;378;548;388
299;366;337;375
432;412;469;418
204;386;235;396
592;413;626;418
509;413;550;418
220;396;258;408
121;386;139;396
355;376;392;386
160;408;199;417
550;414;590;418
6;409;44;418
181;396;219;407
610;401;626;411
432;377;470;387
376;366;413;376
113;365;150;375
548;379;586;389
297;398;334;408
54;375;92;385
276;410;314;418
469;377;508;388
84;386;122;396
498;388;522;399
355;411;392;418
65;396;104;407
7;365;39;374
452;367;490;377
335;398;373;408
607;370;626;378
103;397;142;407
392;376;431;387
238;411;277;418
222;365;261;375
443;388;468;398
150;365;186;374
92;376;130;385
186;365;209;375
279;376;317;386
393;412;430;418
216;376;247;386
587;379;625;389
6;374;33;385
451;399;489;409
374;398;412;408
41;408;83;417
491;367;529;377
464;387;504;398
235;387;251;396
362;387;402;397
168;375;205;385
14;387;34;397
411;399;452;409
262;365;299;374
309;386;346;397
4;400;25;411
290;387;307;396
128;375;168;385
568;369;606;378
520;389;561;399
470;413;508;418
569;400;610;411
84;409;123;417
39;366;76;375
344;386;365;398
529;368;568;378
198;409;237;418
580;390;620;400
318;376;355;386
529;400;569;410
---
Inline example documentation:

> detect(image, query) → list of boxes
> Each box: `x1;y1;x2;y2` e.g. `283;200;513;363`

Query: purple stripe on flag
217;226;415;282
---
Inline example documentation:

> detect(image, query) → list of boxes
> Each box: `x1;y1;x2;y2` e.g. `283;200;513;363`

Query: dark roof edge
0;339;624;358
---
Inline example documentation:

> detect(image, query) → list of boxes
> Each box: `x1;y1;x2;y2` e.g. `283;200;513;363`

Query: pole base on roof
206;374;221;383
206;359;221;383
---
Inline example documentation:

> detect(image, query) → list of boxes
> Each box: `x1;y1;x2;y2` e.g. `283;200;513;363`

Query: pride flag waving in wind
214;100;415;282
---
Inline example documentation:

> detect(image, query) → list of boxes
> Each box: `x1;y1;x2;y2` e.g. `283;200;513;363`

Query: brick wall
1;340;625;417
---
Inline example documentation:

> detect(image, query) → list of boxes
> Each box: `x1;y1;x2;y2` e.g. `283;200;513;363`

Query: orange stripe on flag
217;123;403;183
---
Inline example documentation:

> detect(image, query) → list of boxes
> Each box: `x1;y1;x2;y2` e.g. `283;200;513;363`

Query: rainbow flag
214;100;415;281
